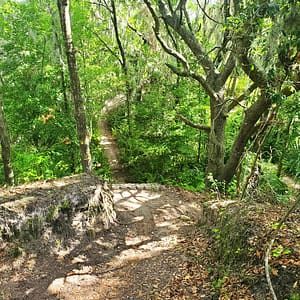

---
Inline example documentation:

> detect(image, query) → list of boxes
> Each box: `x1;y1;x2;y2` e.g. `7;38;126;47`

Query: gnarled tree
143;0;298;184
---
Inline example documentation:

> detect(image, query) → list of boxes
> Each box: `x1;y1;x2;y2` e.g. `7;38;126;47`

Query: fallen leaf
271;268;278;276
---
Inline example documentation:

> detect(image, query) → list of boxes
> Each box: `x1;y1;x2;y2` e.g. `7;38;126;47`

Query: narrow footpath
99;96;127;183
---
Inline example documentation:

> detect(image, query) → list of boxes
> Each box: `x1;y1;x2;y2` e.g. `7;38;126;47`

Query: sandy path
99;118;127;183
99;96;128;183
0;186;203;300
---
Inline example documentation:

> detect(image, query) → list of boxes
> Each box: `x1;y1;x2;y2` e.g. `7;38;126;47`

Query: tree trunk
57;0;92;173
0;100;14;185
48;4;70;113
222;92;272;183
110;0;134;134
206;95;227;181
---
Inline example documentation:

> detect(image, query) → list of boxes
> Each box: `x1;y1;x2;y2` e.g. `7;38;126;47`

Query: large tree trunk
0;100;14;185
57;0;92;173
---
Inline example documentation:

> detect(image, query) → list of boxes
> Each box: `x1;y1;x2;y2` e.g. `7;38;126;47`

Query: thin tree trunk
277;117;293;177
222;92;272;183
0;100;14;185
111;0;133;134
57;0;92;173
49;4;70;112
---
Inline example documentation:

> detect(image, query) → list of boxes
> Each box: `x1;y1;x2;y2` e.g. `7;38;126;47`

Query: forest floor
0;101;299;299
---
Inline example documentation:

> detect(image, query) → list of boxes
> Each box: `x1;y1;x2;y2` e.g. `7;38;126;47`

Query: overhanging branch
228;83;257;111
157;0;215;73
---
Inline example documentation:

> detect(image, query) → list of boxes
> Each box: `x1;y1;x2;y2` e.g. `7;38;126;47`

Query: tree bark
57;0;92;173
48;4;70;113
222;92;272;182
0;100;14;185
110;0;134;134
206;96;227;180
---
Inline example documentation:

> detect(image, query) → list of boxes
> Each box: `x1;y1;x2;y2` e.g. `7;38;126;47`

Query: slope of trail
99;117;127;183
0;178;203;300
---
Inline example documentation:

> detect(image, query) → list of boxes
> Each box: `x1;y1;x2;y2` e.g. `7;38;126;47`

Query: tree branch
157;0;215;73
175;0;187;13
127;22;149;45
228;83;257;111
176;113;210;132
86;27;122;65
196;0;222;24
265;238;277;300
217;52;236;87
265;193;300;300
166;63;218;101
111;0;127;71
237;37;269;88
144;0;189;71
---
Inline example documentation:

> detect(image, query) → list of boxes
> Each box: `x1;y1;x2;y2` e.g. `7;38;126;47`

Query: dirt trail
99;118;127;183
99;96;127;183
0;186;203;300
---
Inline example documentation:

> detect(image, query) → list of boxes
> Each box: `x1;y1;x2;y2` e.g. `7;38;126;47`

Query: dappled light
0;176;202;299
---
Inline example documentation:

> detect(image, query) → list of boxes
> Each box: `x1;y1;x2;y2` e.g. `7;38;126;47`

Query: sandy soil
0;185;203;300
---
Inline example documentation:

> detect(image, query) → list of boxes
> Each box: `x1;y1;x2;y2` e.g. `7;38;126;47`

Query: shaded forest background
0;0;299;200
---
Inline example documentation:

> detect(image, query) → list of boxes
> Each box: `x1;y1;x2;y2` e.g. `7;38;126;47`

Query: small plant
211;205;251;266
288;294;300;300
207;174;226;200
9;245;23;258
46;205;59;222
212;276;227;290
27;215;43;239
212;227;221;240
271;245;291;258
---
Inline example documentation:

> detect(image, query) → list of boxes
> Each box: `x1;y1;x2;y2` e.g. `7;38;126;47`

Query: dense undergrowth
0;114;110;185
108;86;299;201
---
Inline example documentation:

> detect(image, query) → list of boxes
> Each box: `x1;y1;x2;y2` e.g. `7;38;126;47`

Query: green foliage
109;78;208;190
284;139;300;179
0;0;299;192
287;294;300;300
8;245;23;258
90;132;112;181
258;170;290;203
271;244;291;258
211;207;251;266
10;144;79;184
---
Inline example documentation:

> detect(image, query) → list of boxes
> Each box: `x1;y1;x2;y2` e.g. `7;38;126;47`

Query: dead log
0;173;116;242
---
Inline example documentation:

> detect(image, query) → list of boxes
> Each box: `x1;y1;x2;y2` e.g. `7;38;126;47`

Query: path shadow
0;183;203;300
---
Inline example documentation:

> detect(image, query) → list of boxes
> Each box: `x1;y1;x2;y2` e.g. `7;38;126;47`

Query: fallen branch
265;238;277;300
